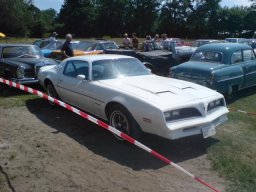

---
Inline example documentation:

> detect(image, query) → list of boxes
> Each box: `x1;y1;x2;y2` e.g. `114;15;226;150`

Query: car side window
63;61;76;77
243;49;255;61
231;51;242;64
73;60;89;78
63;60;89;79
95;44;104;50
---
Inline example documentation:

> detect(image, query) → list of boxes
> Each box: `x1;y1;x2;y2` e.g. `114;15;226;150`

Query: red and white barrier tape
0;77;220;192
228;107;256;116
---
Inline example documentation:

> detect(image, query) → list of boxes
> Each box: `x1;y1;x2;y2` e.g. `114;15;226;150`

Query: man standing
61;34;74;58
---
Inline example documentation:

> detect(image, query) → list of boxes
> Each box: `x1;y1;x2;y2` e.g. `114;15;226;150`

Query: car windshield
191;51;222;63
73;41;94;50
2;46;43;59
104;42;119;49
43;41;63;50
92;58;151;80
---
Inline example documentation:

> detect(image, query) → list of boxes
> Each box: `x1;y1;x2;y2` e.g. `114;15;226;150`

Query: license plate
202;125;216;138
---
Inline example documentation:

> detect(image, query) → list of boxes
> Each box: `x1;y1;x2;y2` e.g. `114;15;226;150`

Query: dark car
0;44;59;84
105;40;196;76
170;43;256;99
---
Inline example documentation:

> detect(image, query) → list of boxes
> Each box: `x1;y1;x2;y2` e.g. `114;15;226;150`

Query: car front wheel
226;85;237;101
109;105;142;141
46;82;59;106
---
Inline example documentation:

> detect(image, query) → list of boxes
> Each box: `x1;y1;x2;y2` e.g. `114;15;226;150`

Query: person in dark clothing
61;34;74;58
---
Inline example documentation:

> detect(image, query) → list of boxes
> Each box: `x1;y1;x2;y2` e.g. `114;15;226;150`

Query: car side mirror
77;74;87;81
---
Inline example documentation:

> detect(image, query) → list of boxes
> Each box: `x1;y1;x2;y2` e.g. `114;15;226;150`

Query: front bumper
160;107;229;140
10;77;39;84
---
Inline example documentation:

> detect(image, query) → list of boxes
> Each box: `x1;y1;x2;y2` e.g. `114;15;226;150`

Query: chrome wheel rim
227;86;233;96
110;110;129;140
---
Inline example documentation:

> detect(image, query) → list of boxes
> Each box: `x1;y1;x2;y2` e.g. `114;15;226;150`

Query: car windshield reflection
92;58;151;80
191;51;222;63
43;41;63;50
2;46;43;59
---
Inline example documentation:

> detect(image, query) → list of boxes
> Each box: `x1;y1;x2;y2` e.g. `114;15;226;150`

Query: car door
56;60;94;112
242;49;256;87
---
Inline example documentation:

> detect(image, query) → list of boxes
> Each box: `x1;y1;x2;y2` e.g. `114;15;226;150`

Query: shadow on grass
0;83;44;97
25;98;219;171
227;86;256;104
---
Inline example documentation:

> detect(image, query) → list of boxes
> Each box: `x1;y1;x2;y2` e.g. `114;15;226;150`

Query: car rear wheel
46;82;59;106
109;105;142;141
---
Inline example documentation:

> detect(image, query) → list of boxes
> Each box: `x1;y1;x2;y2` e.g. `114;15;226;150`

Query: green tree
0;0;32;36
217;6;248;38
126;0;160;36
158;0;193;37
186;0;221;38
28;7;57;38
58;0;96;37
94;0;130;37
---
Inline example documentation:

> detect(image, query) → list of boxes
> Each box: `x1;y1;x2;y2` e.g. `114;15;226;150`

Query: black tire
226;85;237;101
109;105;142;141
46;82;59;106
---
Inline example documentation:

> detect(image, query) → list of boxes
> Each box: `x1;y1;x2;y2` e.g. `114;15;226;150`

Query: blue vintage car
33;39;63;57
169;43;256;99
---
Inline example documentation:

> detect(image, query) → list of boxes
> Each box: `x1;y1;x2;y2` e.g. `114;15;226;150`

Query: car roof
64;54;134;62
196;43;251;53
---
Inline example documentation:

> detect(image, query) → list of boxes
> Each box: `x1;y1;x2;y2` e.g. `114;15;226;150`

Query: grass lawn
208;88;256;192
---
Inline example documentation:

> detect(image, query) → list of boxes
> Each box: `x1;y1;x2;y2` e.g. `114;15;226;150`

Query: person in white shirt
122;33;132;48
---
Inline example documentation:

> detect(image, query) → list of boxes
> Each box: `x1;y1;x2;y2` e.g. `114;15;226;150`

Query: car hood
175;46;197;52
136;50;172;57
4;57;58;70
99;75;222;109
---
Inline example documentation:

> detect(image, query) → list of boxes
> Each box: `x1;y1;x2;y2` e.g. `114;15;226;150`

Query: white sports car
38;54;229;140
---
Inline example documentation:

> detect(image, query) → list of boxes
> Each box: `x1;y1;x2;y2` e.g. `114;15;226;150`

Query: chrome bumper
10;78;39;84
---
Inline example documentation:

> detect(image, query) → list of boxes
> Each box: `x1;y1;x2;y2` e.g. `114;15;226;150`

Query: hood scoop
156;91;174;94
124;82;175;95
182;86;194;90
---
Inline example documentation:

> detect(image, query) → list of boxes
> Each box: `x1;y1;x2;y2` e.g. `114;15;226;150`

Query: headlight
164;110;181;121
206;73;214;86
16;66;25;79
207;98;224;111
164;108;202;122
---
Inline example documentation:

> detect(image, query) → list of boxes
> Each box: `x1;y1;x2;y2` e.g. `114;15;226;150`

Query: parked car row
6;36;256;141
